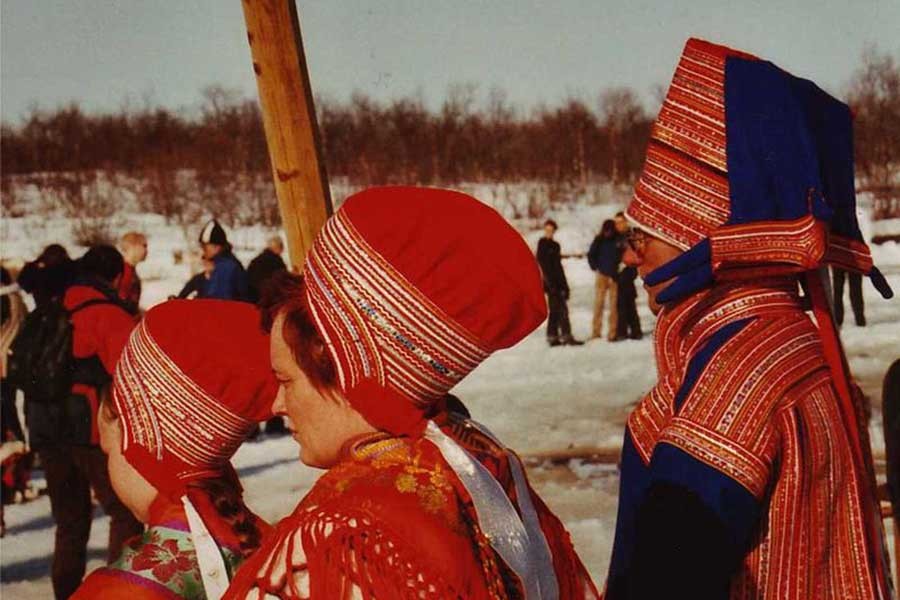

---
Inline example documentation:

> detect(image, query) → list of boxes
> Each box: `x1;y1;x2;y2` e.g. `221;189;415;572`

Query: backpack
6;297;114;403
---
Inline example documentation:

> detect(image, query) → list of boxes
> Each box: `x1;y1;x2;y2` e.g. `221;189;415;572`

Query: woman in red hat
224;187;599;600
72;300;278;600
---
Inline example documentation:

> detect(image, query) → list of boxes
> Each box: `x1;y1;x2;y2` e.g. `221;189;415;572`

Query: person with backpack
14;245;144;599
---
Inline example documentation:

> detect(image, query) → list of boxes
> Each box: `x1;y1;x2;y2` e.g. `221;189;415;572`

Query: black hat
199;219;228;245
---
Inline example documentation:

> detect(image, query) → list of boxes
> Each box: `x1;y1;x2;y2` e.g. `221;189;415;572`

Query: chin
299;448;333;470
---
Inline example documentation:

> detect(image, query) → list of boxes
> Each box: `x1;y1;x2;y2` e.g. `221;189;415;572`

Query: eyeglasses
626;228;647;252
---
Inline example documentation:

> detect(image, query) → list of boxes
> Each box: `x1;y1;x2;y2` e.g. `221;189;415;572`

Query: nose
271;386;287;416
623;246;642;267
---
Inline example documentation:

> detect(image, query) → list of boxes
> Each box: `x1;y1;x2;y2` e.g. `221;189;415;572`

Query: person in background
72;300;276;600
198;219;249;302
117;232;148;313
613;212;642;341
247;235;290;436
832;267;866;327
17;244;77;308
0;266;27;442
175;257;215;300
0;266;29;537
536;219;582;346
587;219;620;341
246;235;287;304
36;246;143;599
882;358;900;582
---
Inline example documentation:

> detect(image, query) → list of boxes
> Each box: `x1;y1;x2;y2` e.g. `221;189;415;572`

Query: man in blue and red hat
604;39;894;599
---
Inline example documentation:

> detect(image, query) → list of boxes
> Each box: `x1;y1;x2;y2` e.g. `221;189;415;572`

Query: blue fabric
644;239;713;305
650;443;762;552
588;236;620;277
673;317;753;412
606;430;652;587
204;253;249;301
724;57;820;225
606;430;763;589
788;76;862;241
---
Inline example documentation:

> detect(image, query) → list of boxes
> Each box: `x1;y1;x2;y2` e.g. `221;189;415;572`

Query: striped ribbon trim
305;209;490;407
114;319;254;476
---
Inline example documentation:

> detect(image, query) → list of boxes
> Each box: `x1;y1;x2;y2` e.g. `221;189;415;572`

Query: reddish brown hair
258;270;337;390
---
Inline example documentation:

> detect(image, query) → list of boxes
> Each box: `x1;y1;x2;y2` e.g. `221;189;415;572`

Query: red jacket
63;284;138;445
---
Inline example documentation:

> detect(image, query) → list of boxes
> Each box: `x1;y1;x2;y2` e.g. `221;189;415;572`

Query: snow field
1;187;898;596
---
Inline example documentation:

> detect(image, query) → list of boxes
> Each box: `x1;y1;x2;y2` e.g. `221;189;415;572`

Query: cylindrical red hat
303;186;547;437
112;300;277;498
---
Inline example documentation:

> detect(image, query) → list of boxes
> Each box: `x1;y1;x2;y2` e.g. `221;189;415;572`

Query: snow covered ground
1;188;898;597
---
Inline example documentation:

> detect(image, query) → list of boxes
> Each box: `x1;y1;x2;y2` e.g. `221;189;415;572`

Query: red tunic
225;420;599;599
607;280;889;598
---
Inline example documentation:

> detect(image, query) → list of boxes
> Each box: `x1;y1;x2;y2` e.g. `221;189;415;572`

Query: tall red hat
303;186;547;437
112;300;277;498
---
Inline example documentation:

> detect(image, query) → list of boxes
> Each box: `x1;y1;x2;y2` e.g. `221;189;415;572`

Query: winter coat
203;253;249;302
587;235;621;278
246;249;287;304
117;262;142;313
73;494;268;600
0;283;27;378
616;266;638;301
536;237;569;294
177;273;209;300
605;281;887;599
25;282;137;449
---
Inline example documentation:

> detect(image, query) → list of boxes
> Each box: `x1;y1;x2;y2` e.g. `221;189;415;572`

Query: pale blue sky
2;0;898;123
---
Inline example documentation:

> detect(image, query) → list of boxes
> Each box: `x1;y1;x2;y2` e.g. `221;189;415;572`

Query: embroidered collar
654;277;804;377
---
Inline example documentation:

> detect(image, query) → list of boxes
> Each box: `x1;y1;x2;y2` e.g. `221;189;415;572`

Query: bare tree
847;46;900;218
599;88;646;186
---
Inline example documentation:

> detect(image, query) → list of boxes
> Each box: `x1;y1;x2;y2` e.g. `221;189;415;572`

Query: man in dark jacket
199;219;249;302
536;219;582;346
587;219;620;341
247;235;287;304
613;212;642;340
31;245;143;599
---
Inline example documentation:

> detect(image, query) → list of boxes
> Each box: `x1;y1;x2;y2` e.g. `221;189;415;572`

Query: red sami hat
303;186;547;437
112;300;277;498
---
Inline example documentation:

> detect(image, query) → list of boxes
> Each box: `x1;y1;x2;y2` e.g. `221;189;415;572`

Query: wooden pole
241;0;332;270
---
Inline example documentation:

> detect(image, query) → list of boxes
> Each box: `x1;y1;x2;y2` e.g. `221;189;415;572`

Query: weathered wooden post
241;0;332;270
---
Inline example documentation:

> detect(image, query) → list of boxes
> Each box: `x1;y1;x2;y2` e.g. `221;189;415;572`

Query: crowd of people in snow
0;36;898;600
0;220;296;592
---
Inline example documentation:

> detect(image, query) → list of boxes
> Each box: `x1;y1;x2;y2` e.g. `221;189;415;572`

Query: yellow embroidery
395;472;418;494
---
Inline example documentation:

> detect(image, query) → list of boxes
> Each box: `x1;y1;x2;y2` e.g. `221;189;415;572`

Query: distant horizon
2;1;899;124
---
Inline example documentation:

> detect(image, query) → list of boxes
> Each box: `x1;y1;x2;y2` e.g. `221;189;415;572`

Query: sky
2;0;899;123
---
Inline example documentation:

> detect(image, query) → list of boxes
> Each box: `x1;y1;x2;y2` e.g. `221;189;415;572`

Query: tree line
1;46;897;240
1;84;652;187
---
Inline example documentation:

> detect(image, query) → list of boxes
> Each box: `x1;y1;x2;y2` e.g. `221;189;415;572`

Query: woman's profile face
99;401;158;522
269;312;374;469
